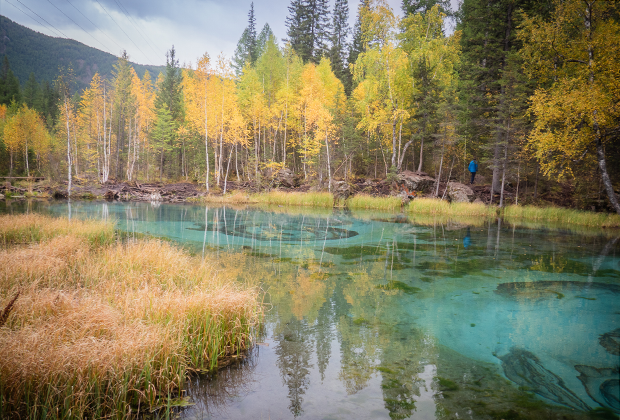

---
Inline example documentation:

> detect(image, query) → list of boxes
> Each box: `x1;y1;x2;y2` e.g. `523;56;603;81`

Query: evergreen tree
232;28;254;75
286;0;331;63
23;72;43;111
346;0;368;93
329;0;350;88
232;3;260;75
156;47;184;122
458;0;538;196
313;0;332;62
41;80;60;129
286;0;313;62
247;2;258;63
0;57;21;105
112;51;133;179
402;0;451;16
257;23;276;58
155;46;184;178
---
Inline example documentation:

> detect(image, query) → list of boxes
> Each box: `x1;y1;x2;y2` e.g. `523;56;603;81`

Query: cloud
3;0;411;67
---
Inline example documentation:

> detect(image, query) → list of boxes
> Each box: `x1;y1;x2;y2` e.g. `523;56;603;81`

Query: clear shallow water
2;200;619;419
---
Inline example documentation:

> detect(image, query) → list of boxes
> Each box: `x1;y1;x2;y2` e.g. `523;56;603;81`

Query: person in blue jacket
468;159;478;185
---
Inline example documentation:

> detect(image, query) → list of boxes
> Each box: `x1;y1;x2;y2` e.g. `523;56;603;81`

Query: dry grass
346;194;403;211
252;191;334;207
0;214;262;419
503;204;620;228
0;213;115;248
199;191;257;204
406;198;496;217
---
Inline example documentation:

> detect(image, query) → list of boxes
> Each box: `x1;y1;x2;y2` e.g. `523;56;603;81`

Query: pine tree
458;0;532;196
312;0;332;62
232;29;253;76
155;46;184;179
402;0;451;17
247;2;258;63
0;57;21;105
232;3;260;75
346;0;368;93
286;0;312;62
286;0;331;63
329;0;350;88
23;72;43;112
257;23;276;58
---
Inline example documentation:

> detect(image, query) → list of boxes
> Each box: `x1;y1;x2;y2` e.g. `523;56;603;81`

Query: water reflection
1;200;619;419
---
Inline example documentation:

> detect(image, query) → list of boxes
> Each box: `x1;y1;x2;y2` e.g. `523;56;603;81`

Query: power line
13;0;71;39
4;0;63;37
92;0;155;65
112;0;164;61
64;0;125;54
46;0;113;54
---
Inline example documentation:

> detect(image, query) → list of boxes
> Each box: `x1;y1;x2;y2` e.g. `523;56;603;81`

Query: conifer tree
247;3;258;63
286;0;311;61
458;0;534;196
257;24;276;57
329;0;350;88
402;0;451;16
286;0;331;63
23;72;43;112
0;57;21;105
347;0;368;92
232;3;260;75
155;46;184;178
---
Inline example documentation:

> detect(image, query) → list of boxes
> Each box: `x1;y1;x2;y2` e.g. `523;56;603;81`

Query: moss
437;377;459;391
353;317;369;326
376;366;396;374
376;281;421;295
588;408;620;420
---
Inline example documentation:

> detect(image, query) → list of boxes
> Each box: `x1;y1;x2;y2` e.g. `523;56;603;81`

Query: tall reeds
0;214;262;419
346;194;403;211
502;204;620;228
406;198;496;217
252;191;334;207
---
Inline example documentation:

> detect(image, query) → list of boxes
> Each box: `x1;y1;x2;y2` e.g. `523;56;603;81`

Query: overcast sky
2;0;457;67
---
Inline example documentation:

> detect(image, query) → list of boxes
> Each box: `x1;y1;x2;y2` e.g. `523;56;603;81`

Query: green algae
376;281;421;295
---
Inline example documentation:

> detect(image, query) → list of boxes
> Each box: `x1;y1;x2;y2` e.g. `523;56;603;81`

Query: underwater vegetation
499;348;590;411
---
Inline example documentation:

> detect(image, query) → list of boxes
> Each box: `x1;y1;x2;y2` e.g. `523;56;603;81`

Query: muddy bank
0;173;520;205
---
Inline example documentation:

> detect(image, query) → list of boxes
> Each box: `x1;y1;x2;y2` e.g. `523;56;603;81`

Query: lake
2;200;619;420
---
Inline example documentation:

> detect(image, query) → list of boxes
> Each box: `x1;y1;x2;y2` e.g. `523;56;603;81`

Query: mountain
0;15;165;90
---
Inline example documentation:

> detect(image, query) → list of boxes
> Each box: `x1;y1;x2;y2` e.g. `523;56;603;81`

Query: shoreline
2;179;619;229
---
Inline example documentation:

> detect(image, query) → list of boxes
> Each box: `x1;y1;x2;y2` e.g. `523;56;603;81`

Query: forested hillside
1;0;619;214
0;16;163;90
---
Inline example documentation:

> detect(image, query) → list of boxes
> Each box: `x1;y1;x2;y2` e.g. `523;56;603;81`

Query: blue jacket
468;160;478;173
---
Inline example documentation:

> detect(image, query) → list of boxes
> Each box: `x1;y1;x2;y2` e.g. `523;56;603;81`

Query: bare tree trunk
417;138;424;172
434;145;444;197
325;127;332;192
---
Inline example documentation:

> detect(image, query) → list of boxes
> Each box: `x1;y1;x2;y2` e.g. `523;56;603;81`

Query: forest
1;0;619;214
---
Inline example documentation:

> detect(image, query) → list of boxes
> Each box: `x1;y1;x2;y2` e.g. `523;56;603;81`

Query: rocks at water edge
447;182;476;203
395;170;436;193
332;181;352;201
274;168;298;188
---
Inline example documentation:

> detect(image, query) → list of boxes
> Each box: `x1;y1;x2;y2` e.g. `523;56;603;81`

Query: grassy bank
346;194;402;211
0;214;262;419
407;198;496;217
194;190;620;228
503;204;620;228
252;191;334;207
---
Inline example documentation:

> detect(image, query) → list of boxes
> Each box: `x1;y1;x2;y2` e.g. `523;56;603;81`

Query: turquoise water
3;200;619;419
